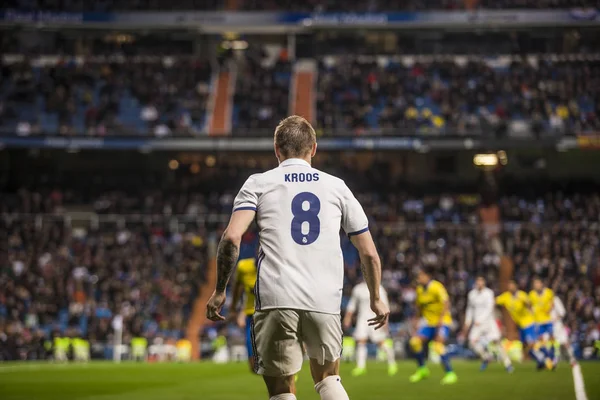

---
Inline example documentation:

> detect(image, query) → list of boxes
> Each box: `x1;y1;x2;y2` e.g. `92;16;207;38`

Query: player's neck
279;156;312;166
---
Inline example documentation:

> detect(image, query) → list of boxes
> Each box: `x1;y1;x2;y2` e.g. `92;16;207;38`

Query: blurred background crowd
2;159;600;360
1;0;600;363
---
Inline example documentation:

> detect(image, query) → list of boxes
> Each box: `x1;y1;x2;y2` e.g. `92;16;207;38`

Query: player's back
496;290;534;328
529;288;554;324
468;288;495;323
417;280;452;325
233;158;368;314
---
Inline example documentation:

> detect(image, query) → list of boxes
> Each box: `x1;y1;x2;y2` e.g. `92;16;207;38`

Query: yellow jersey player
409;266;457;385
530;277;555;369
230;257;258;373
496;280;546;370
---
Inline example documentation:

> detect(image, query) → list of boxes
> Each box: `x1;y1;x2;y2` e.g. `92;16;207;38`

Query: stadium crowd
4;0;599;11
0;57;212;136
317;57;600;136
2;55;599;137
1;163;599;360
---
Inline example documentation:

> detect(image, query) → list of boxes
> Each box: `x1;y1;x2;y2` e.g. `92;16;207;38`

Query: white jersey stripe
233;206;257;212
348;227;369;237
255;249;266;310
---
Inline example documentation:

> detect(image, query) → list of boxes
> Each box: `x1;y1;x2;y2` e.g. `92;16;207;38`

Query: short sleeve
233;175;260;212
340;182;369;236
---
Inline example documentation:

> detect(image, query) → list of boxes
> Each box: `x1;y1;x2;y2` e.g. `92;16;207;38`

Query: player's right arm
341;182;389;330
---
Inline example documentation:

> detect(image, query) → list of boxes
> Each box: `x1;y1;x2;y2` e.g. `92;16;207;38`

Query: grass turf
1;360;599;400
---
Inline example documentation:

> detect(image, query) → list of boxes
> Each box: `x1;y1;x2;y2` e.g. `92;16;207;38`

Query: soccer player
462;276;513;372
529;277;556;369
551;295;577;366
206;115;389;400
229;257;258;373
343;279;397;377
496;280;545;369
408;266;458;385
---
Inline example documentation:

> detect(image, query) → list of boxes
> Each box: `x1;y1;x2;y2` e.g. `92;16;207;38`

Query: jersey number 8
291;192;321;245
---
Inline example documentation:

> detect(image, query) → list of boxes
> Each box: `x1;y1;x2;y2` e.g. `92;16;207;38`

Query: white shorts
354;319;388;343
252;309;343;377
469;320;501;343
553;321;568;345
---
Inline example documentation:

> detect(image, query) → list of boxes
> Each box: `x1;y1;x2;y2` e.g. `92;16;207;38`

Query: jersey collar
279;158;311;168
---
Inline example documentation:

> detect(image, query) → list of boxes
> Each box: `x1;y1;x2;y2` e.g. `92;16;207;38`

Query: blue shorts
245;315;254;358
537;323;554;337
417;325;451;342
519;324;538;344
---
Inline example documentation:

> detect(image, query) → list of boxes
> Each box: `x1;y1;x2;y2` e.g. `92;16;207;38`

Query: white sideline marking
572;364;589;400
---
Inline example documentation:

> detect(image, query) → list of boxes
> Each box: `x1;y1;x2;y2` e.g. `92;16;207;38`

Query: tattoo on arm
215;237;239;293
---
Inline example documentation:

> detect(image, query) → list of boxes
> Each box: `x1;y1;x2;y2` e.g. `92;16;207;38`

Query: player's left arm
206;209;256;321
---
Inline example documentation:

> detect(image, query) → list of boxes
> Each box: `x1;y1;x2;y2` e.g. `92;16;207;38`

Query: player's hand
206;290;227;321
368;298;390;330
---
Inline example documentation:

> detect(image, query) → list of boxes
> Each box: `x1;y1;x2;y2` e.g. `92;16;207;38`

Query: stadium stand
0;58;212;136
2;157;600;360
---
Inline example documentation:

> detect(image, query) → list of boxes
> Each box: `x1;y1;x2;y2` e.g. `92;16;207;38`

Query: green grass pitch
1;360;598;400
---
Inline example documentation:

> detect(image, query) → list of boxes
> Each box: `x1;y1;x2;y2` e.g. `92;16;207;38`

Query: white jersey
233;158;369;314
551;296;566;321
346;282;389;320
465;288;496;326
551;296;569;344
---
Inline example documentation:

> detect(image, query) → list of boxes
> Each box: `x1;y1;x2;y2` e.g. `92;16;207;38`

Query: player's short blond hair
274;115;316;159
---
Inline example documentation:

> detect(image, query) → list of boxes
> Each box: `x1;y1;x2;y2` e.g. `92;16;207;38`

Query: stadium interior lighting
205;155;216;167
473;153;498;167
168;159;179;170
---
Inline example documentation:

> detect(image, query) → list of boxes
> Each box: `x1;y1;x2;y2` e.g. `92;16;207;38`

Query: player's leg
536;324;554;370
351;319;368;376
468;325;491;370
491;339;514;372
246;314;257;373
487;322;513;373
353;339;368;376
301;311;349;400
408;327;432;383
554;323;576;366
433;327;457;385
376;339;397;376
372;324;396;376
521;326;544;370
253;309;304;399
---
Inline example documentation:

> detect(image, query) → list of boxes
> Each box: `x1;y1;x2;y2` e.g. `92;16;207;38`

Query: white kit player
343;280;397;377
206;116;389;400
462;276;513;373
551;295;577;366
